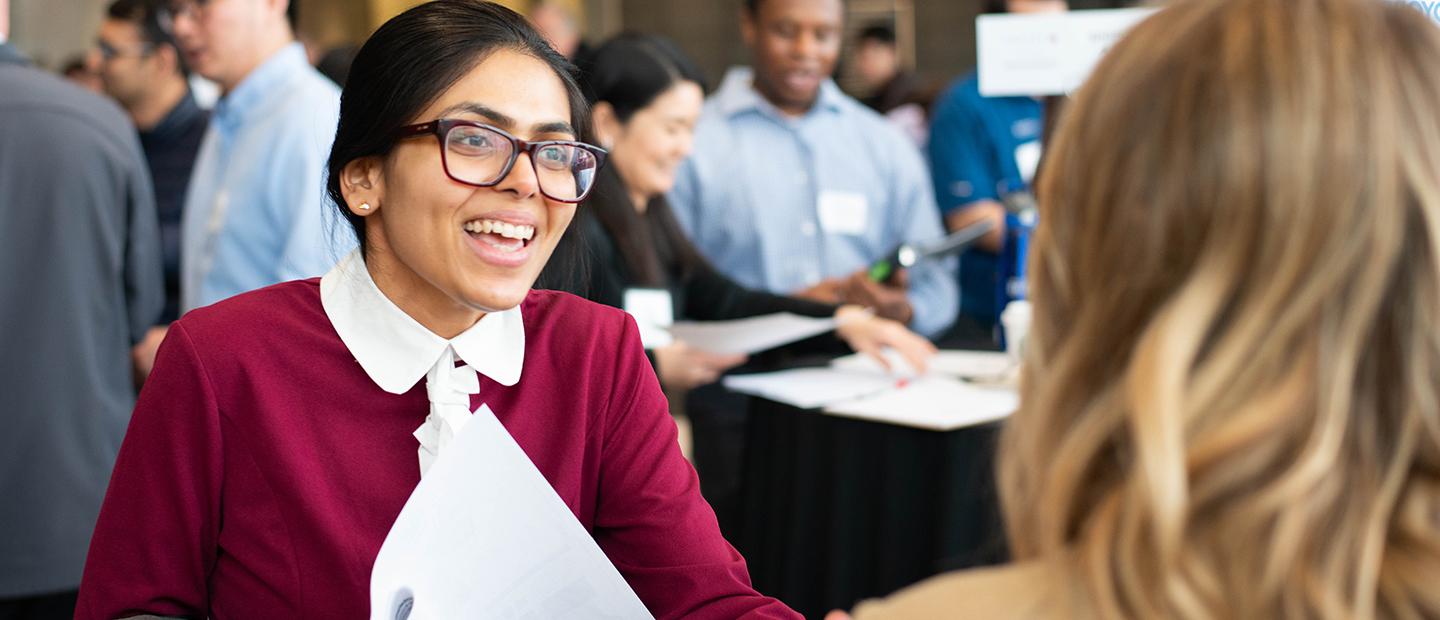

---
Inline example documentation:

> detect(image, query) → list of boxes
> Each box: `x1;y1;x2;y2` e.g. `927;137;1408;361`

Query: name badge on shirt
1015;140;1043;184
623;288;675;349
817;191;869;236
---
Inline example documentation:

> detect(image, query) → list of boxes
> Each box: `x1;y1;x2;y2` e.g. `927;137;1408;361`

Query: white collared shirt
320;250;525;475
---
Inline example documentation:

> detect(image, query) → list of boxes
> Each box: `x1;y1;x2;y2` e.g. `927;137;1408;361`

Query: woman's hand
834;305;937;374
654;341;748;391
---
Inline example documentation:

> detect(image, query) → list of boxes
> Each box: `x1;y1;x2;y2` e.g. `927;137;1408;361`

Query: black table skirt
733;398;1009;619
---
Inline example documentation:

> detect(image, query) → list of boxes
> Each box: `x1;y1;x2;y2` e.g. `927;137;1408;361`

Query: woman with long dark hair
74;3;799;618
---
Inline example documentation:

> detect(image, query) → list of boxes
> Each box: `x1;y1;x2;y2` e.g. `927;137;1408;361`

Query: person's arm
892;139;959;338
928;88;1006;251
77;323;223;619
592;314;801;619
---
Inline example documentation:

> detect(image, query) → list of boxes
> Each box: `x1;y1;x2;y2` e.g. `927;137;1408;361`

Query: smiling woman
73;2;800;619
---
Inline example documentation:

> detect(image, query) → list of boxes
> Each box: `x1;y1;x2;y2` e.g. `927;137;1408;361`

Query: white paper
668;313;836;355
723;367;905;409
823;378;1018;431
830;349;1015;381
977;8;1157;97
370;404;652;620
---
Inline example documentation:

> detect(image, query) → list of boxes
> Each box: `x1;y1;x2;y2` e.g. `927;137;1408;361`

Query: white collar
321;250;524;395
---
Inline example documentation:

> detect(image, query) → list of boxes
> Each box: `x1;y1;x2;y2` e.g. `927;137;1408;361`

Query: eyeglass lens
443;124;599;201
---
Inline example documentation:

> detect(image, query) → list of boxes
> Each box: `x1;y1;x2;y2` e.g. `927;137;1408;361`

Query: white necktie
413;346;480;477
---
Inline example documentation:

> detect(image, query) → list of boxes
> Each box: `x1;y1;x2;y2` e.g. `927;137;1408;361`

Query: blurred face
347;50;580;332
94;19;158;108
741;0;843;116
605;81;703;206
169;0;285;90
528;3;580;59
1007;0;1068;13
853;39;898;92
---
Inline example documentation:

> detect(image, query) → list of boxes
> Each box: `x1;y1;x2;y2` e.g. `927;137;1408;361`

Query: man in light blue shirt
169;0;348;312
669;0;956;338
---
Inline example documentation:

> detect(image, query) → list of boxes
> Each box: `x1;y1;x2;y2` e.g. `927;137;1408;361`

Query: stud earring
359;202;371;211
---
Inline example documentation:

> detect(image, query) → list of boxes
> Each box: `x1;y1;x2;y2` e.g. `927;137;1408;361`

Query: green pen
868;219;995;284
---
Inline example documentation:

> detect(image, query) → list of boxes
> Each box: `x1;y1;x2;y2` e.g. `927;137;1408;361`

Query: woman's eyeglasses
395;119;607;204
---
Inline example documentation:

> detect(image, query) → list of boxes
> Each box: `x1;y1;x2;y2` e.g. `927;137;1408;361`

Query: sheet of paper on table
369;404;653;620
830;349;1014;381
723;367;903;409
668;313;836;355
823;377;1018;432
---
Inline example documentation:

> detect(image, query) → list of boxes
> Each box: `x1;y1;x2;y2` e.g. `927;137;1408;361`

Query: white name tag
817;191;869;236
623;288;674;349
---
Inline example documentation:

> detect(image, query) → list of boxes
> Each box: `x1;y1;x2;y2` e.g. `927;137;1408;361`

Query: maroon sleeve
76;322;222;619
591;312;801;619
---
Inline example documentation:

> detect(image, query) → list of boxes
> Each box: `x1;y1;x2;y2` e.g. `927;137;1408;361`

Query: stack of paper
723;368;902;409
723;349;1021;431
822;378;1018;431
830;349;1014;381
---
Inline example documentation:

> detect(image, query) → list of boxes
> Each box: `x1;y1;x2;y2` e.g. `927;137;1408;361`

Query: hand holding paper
832;306;935;375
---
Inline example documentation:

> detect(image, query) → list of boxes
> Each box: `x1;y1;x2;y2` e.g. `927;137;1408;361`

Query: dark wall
610;0;1139;97
618;0;982;92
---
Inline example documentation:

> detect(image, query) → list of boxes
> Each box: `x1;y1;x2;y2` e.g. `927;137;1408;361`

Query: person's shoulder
690;100;738;152
0;64;137;147
852;558;1083;620
933;71;985;114
176;279;324;341
828;87;913;146
523;288;631;331
261;65;340;133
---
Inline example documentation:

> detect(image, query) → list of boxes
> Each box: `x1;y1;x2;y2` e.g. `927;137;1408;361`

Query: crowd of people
2;0;1439;617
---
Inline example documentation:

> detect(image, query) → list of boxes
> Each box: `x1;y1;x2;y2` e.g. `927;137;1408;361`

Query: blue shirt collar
714;66;845;121
212;42;309;135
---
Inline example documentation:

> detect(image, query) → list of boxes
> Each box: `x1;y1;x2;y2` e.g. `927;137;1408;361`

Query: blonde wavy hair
999;0;1440;617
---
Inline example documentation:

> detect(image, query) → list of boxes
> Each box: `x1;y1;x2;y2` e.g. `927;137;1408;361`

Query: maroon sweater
76;280;798;619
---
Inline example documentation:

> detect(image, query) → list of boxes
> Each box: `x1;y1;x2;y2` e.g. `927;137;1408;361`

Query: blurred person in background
671;0;956;340
526;0;587;61
852;22;929;146
0;0;165;615
167;0;347;316
61;55;103;92
544;33;936;527
927;0;1066;343
668;0;956;537
845;0;1440;617
93;0;209;379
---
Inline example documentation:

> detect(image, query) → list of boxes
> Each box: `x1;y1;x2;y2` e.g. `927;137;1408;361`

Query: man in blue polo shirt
929;0;1067;339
